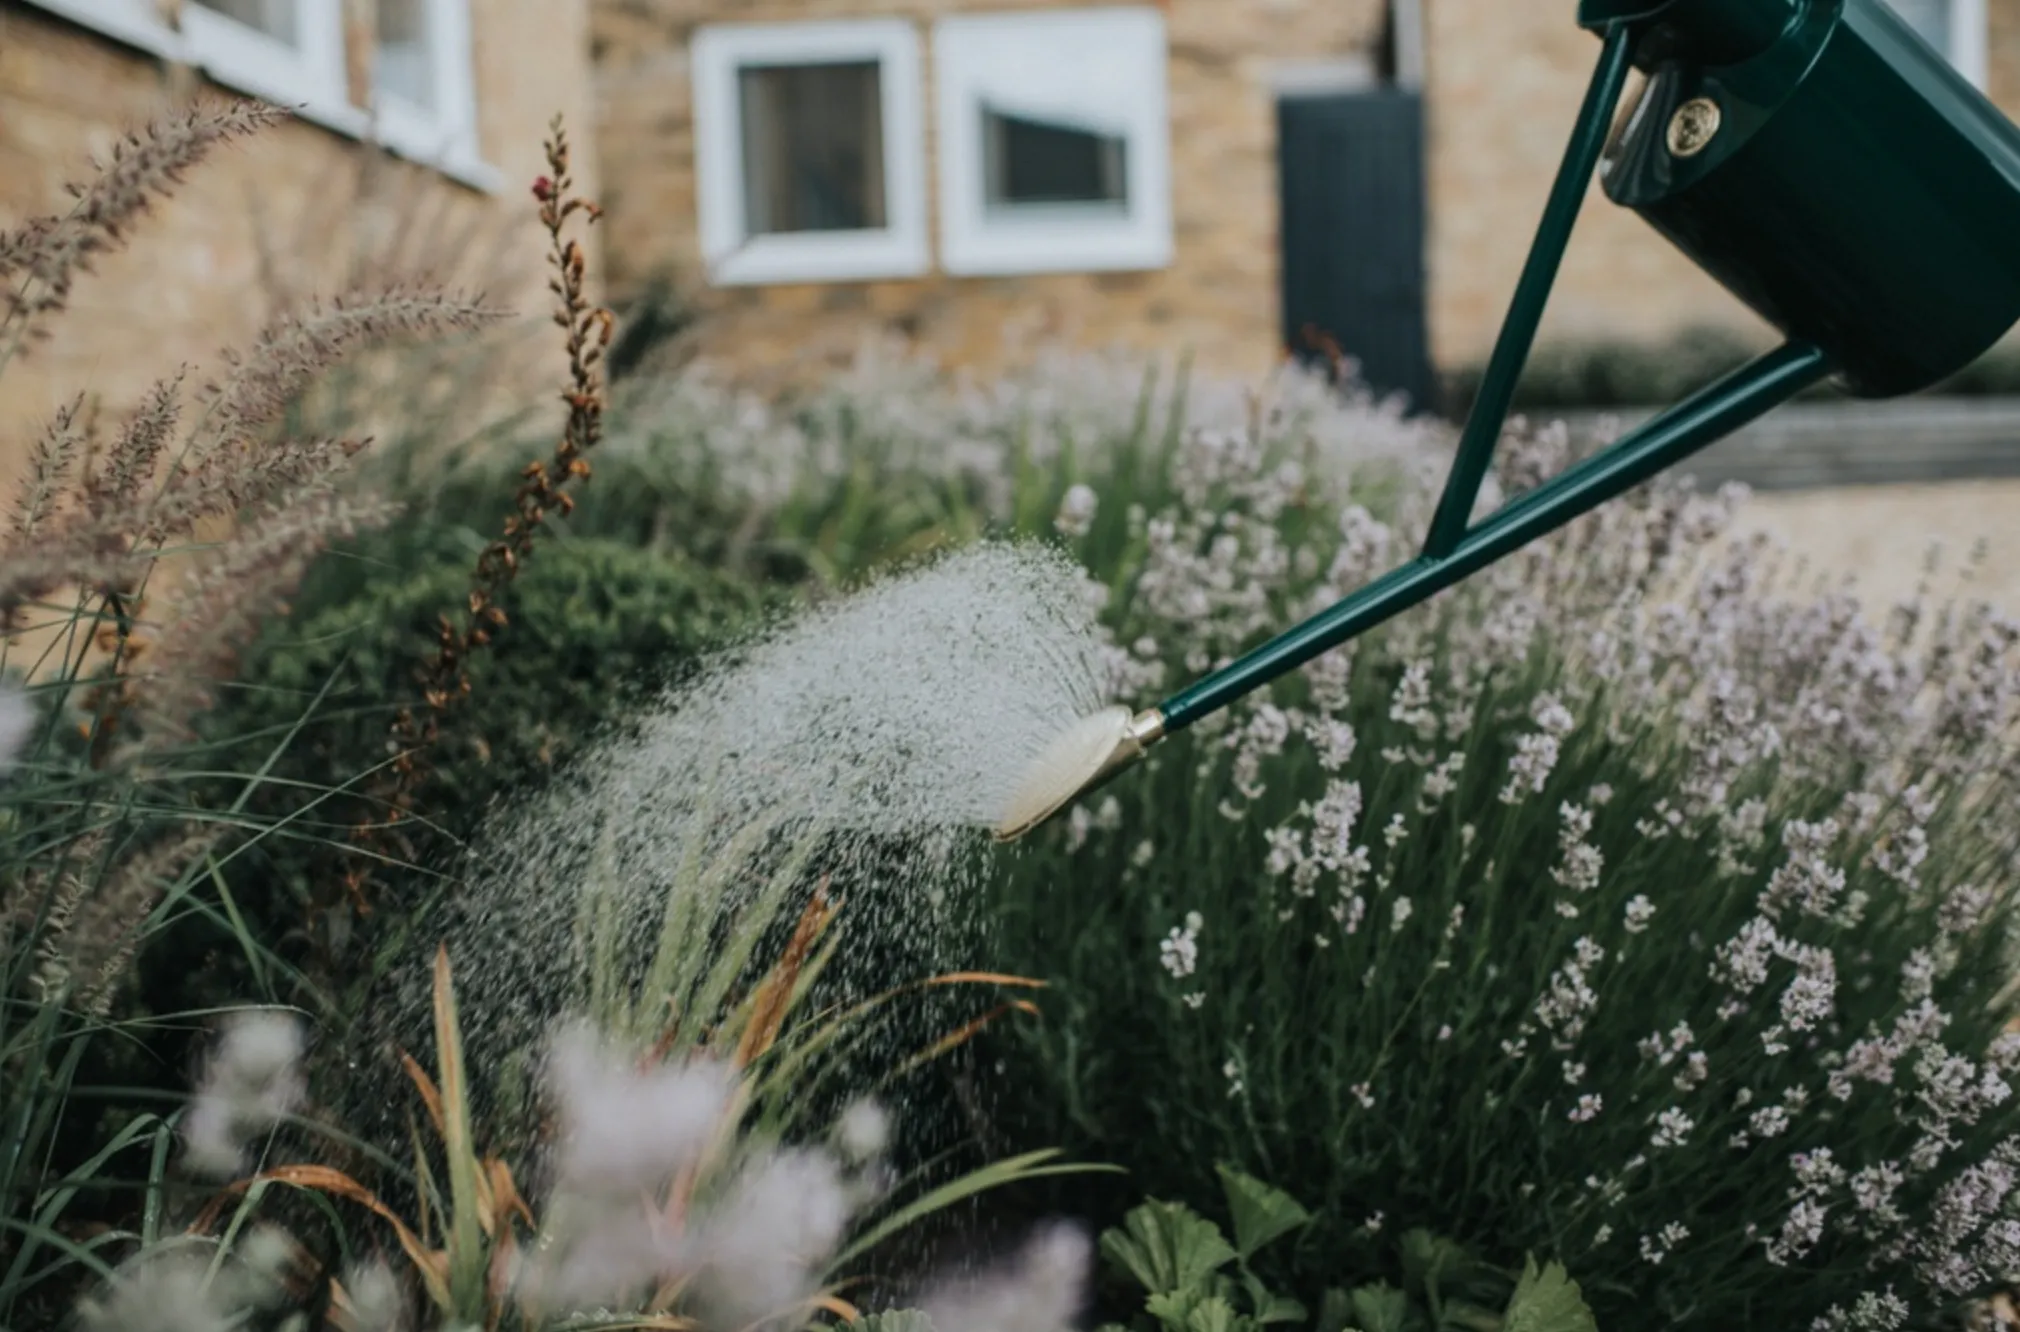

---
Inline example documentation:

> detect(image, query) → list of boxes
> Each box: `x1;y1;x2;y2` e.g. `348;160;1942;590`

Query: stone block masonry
591;0;1387;386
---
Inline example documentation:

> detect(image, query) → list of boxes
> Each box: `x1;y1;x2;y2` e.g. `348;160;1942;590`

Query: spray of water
350;539;1114;1170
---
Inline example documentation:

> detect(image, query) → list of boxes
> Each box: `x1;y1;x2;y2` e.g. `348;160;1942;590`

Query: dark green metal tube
1155;340;1831;734
1578;0;1801;67
1421;23;1636;560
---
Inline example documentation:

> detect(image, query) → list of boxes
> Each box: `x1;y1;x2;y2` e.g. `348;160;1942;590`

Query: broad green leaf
1254;1292;1310;1326
1316;1289;1357;1332
1185;1295;1254;1332
1238;1269;1308;1326
1441;1300;1506;1332
1215;1165;1312;1260
1101;1200;1238;1297
1347;1282;1418;1332
1501;1257;1598;1332
1400;1228;1470;1302
1148;1289;1208;1331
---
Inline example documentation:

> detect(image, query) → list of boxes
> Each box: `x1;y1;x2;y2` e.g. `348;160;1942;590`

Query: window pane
981;106;1128;211
190;0;298;46
738;61;886;235
1884;0;1954;59
375;0;435;110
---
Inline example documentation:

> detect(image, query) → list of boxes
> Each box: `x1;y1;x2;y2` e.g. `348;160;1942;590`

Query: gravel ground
1728;477;2020;616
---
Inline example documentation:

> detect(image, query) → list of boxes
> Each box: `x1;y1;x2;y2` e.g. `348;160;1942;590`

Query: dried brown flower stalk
335;115;612;917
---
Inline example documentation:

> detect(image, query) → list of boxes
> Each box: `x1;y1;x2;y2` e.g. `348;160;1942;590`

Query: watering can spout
992;706;1166;842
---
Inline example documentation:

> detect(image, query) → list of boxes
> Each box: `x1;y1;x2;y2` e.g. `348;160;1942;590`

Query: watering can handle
1149;25;1835;736
1423;23;1636;559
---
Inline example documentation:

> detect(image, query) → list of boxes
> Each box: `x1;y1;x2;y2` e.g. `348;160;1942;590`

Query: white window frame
17;0;499;191
178;0;353;129
932;6;1173;278
691;19;930;287
1946;0;1990;90
368;0;488;183
1885;0;1990;87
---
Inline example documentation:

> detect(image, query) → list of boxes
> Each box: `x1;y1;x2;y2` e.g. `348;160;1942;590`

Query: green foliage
1101;1199;1241;1299
1097;1169;1592;1332
193;537;770;921
1217;1164;1312;1262
229;538;768;826
1501;1258;1600;1332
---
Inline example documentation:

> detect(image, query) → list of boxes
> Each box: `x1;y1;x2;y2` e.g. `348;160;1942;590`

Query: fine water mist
346;540;1117;1189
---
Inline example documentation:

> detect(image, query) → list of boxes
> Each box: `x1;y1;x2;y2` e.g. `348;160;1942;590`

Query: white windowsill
371;93;503;193
1950;0;1989;90
18;0;504;194
708;231;932;287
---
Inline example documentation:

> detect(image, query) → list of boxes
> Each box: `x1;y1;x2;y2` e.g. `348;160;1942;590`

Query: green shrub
977;418;2020;1331
167;539;774;1010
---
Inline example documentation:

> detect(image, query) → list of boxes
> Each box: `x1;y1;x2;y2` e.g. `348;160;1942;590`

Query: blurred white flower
182;1012;306;1179
919;1220;1092;1332
837;1098;890;1163
1054;483;1098;538
546;1023;733;1195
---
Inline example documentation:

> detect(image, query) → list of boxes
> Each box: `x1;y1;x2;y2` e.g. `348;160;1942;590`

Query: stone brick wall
1425;1;2020;373
592;0;1387;385
0;0;602;497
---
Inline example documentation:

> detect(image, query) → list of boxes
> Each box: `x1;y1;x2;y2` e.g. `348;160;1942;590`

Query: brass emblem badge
1666;97;1722;159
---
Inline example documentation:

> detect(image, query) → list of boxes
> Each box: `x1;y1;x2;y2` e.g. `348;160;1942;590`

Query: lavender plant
980;416;2020;1331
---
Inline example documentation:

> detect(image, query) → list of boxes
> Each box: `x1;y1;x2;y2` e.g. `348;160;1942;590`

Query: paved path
1730;478;2020;616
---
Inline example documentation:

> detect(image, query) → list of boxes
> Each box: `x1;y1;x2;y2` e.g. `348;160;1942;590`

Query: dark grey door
1277;90;1433;412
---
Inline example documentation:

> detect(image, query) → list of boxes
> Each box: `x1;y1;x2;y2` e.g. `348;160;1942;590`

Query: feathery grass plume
8;396;87;540
330;1260;407;1332
82;372;185;514
75;1226;298;1332
126;491;399;749
181;287;505;467
0;99;283;367
42;823;227;1016
18;826;110;996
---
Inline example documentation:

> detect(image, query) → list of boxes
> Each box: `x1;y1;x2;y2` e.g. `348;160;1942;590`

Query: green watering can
996;0;2020;840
